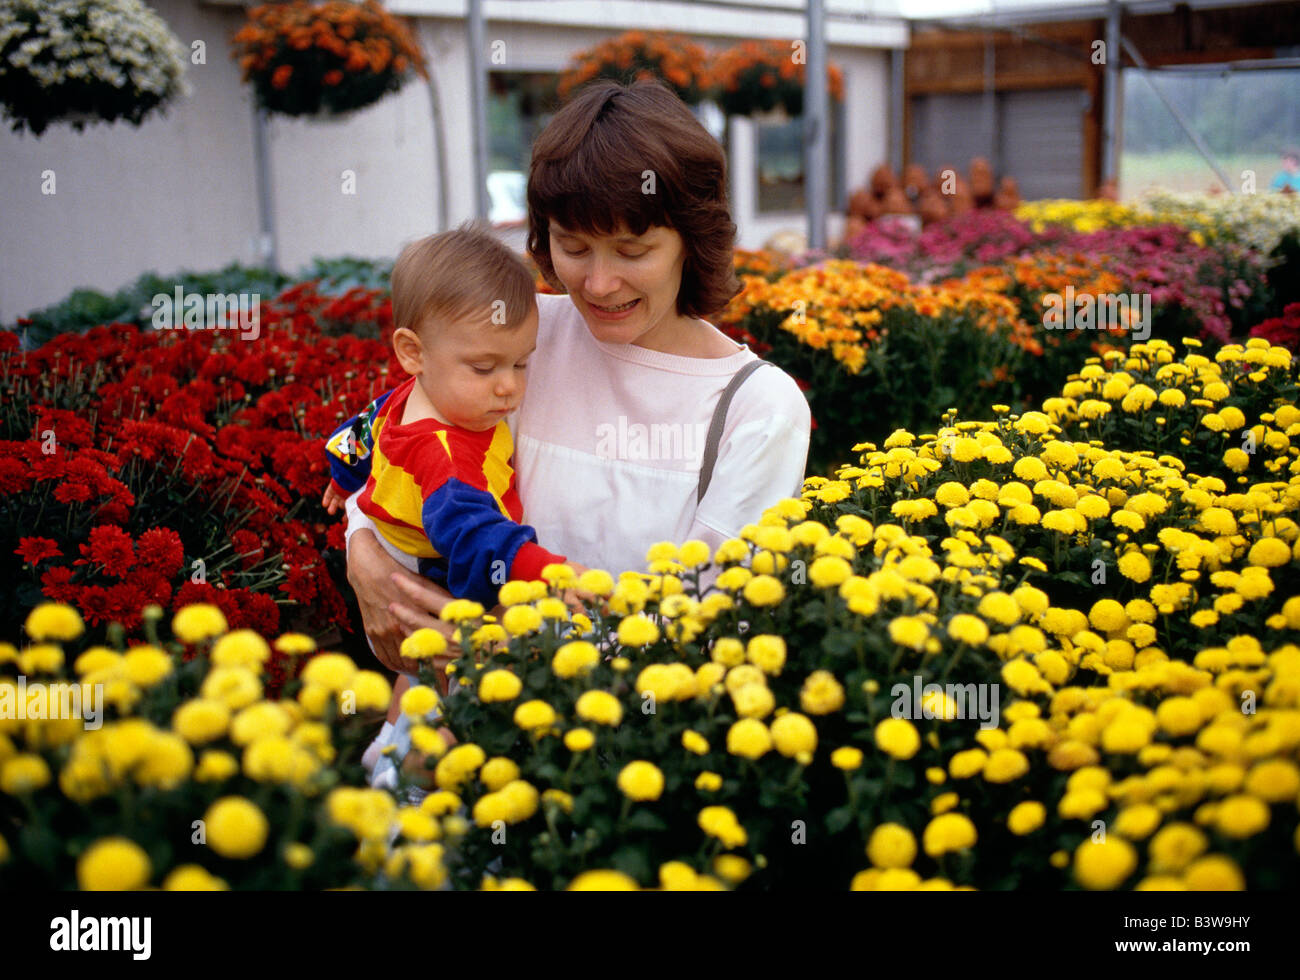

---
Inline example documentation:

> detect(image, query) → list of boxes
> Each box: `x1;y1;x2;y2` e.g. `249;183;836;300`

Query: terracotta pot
903;163;929;199
917;187;950;225
949;183;975;215
869;164;899;198
879;185;913;216
969;156;995;204
993;176;1021;210
848;187;875;219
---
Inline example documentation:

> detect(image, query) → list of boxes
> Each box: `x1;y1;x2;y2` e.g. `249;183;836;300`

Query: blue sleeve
323;389;392;493
421;478;542;606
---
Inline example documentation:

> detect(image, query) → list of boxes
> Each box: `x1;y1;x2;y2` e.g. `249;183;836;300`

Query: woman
346;78;810;692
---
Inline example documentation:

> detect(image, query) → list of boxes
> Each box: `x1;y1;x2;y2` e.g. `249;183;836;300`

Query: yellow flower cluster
0;603;462;891
1044;338;1297;484
1014;199;1153;234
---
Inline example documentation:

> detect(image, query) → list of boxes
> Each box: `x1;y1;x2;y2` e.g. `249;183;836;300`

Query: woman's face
548;222;688;351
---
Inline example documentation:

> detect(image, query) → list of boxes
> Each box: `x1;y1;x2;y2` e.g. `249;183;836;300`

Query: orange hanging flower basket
231;0;427;118
557;30;710;104
706;39;843;117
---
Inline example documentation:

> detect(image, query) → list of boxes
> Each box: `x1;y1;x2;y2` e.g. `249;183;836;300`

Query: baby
322;224;582;786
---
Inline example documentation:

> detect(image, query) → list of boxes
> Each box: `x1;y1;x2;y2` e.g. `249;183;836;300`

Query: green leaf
610;845;651;883
825;806;854;834
624;809;668;833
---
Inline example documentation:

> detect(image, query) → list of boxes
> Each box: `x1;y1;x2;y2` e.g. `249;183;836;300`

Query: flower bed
0;282;404;685
1;328;1297;889
1139;191;1300;259
372;336;1300;891
716;258;1115;471
0;603;422;889
846;216;1272;343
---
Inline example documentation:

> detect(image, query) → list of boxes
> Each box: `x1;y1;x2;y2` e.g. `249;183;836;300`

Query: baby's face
418;306;538;431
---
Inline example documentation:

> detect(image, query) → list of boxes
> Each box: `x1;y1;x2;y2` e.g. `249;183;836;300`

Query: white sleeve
344;487;378;550
688;366;811;549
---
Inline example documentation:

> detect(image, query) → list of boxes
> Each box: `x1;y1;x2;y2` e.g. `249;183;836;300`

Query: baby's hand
321;483;347;515
557;564;606;616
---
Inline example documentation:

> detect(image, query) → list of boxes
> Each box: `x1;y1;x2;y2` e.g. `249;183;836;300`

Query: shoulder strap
697;359;772;505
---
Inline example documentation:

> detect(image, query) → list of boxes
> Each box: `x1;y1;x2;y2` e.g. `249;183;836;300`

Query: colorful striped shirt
325;377;565;606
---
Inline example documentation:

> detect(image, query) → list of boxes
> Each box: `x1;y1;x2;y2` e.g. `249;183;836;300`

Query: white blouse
348;291;810;578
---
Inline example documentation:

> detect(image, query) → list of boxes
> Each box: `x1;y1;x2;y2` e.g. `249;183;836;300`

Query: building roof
889;0;1289;25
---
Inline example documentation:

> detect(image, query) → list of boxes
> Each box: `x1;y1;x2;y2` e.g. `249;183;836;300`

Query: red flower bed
0;283;406;688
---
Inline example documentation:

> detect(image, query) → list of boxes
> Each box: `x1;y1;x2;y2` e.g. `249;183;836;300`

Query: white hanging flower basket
0;0;189;137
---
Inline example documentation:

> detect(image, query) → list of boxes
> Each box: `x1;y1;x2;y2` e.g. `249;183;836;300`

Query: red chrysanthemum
76;585;115;627
53;480;93;504
135;527;185;579
39;566;76;604
16;536;61;565
83;525;135;577
279;565;319;605
103;583;149;630
231;529;265;569
0;457;32;495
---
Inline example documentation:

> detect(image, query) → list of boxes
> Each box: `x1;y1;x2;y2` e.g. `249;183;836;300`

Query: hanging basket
0;0;189;137
232;0;427;120
707;39;843;118
557;30;710;105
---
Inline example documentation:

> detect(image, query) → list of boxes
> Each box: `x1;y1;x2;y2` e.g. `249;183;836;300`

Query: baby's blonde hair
392;222;536;337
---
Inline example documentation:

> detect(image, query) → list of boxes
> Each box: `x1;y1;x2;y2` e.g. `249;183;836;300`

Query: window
487;72;559;226
755;100;845;214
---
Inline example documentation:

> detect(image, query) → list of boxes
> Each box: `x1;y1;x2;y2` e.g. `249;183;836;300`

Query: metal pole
805;0;828;251
1101;0;1121;184
984;26;996;172
889;47;905;175
250;102;278;272
427;61;450;231
467;0;490;221
1120;34;1234;191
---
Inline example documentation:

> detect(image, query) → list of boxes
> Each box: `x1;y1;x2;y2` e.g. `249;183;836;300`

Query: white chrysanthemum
0;0;189;129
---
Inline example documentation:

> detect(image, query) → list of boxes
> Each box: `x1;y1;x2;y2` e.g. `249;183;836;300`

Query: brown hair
391;222;537;336
526;78;739;318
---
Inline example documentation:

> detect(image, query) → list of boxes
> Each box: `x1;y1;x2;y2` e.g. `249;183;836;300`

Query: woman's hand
347;529;442;674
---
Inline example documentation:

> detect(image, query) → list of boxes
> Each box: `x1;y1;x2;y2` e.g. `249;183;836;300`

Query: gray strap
697;359;772;504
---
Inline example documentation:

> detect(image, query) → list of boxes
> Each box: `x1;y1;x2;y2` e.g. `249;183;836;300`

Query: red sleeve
509;541;569;582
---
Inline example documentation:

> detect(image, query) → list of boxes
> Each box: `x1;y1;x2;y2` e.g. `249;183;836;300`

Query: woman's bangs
534;140;669;239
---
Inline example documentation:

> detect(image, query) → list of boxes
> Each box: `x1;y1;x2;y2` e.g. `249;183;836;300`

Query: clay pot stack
844;158;1026;234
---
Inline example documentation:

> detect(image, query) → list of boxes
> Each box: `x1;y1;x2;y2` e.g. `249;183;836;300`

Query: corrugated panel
997;89;1086;198
910;92;995;174
910;88;1085;198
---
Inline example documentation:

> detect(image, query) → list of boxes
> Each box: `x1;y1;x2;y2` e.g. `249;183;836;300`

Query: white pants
350;529;437;799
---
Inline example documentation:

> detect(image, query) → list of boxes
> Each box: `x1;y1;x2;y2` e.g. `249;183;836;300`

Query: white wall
0;0;257;320
264;29;441;272
1;0;900;321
